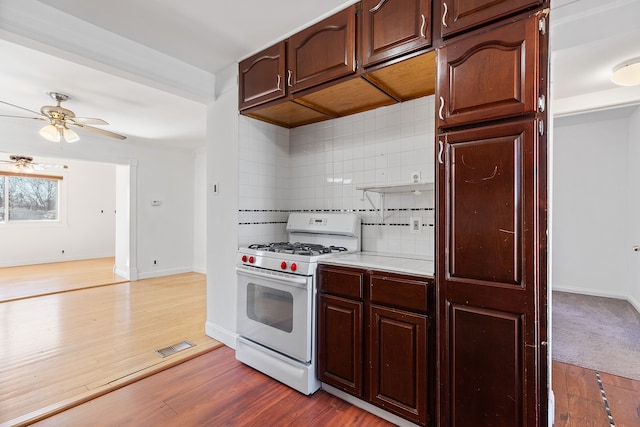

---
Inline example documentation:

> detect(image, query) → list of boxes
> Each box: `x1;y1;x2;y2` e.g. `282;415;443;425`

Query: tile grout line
595;371;616;427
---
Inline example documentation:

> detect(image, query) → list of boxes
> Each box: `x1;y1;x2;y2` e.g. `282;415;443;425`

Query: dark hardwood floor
553;361;640;427
31;346;394;426
31;346;640;427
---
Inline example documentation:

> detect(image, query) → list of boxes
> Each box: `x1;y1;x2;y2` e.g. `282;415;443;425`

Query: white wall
193;149;207;273
205;65;240;348
237;96;436;257
627;106;640;310
289;97;435;257
552;107;637;305
2;120;198;279
0;156;116;267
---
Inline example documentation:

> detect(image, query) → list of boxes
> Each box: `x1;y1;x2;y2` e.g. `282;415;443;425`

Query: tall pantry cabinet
434;1;549;426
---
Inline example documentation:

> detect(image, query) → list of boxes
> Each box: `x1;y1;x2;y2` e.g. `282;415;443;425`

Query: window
0;173;61;222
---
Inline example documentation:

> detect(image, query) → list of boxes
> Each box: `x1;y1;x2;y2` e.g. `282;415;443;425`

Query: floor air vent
155;340;195;358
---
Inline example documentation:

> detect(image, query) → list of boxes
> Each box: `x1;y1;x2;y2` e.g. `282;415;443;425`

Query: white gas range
235;212;361;395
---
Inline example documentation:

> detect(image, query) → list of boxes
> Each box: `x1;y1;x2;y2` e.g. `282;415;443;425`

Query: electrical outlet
410;217;422;234
411;171;421;183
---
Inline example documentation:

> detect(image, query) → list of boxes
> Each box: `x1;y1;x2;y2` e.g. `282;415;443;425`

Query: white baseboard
627;295;640;314
113;266;129;279
552;284;640;313
193;266;207;274
321;383;420;427
137;266;193;280
205;321;237;349
0;253;114;268
549;390;554;426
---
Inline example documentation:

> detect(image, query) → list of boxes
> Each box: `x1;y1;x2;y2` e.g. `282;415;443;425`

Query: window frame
0;171;67;227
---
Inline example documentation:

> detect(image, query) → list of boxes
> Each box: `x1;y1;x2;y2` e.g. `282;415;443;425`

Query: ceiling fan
0;92;127;143
0;154;68;173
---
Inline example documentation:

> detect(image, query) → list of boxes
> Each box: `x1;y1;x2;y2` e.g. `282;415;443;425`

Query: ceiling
0;0;639;151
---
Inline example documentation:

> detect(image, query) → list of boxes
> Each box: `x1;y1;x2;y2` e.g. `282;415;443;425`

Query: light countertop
320;252;434;277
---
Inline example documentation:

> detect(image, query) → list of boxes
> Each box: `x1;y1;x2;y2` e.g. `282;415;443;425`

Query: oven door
236;265;313;363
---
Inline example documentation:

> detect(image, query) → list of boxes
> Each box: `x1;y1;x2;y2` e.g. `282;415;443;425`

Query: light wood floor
0;257;126;303
0;263;221;426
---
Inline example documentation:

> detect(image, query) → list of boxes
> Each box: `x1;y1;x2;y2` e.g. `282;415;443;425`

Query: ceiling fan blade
72;123;127;140
0;100;44;117
0;114;46;121
34;163;68;170
67;117;109;126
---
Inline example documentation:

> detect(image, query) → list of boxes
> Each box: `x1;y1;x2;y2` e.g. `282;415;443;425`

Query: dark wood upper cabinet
436;14;541;129
287;5;357;93
361;0;432;68
439;0;543;37
238;42;286;111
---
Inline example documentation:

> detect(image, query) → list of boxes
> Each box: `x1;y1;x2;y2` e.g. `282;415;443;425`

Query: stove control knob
291;263;297;272
249;256;255;264
241;255;247;263
281;261;287;270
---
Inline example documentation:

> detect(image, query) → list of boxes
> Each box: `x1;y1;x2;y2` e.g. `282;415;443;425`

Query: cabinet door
369;305;428;425
440;0;543;37
437;119;546;426
317;294;363;397
238;42;286;110
288;6;356;93
436;15;542;128
361;0;432;68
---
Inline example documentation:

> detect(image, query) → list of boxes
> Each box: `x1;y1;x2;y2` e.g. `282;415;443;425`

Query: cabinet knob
420;14;426;38
276;74;282;91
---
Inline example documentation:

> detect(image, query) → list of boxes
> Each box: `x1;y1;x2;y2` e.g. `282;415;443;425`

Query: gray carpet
552;291;640;380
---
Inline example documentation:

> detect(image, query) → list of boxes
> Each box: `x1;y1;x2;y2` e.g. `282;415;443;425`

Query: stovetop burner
248;242;348;256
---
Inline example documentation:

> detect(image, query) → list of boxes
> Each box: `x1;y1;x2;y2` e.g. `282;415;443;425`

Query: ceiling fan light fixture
12;162;33;173
39;124;60;142
63;127;80;143
611;58;640;86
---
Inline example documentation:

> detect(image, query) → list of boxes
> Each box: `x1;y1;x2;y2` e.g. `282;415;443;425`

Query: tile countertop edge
319;252;435;277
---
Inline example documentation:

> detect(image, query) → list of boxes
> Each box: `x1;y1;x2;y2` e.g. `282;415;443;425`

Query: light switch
410;217;422;234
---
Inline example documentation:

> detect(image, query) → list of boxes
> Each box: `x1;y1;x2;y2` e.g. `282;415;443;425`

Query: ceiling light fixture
39;122;80;143
611;57;640;86
39;124;60;142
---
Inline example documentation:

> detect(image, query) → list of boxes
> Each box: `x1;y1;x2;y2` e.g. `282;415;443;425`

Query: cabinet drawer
318;265;364;300
370;274;430;313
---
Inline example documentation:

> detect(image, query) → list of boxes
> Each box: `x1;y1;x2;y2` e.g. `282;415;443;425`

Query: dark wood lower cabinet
317;294;363;397
369;305;428;425
317;264;434;426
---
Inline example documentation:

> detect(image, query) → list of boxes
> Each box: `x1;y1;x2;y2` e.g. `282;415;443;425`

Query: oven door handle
236;266;310;288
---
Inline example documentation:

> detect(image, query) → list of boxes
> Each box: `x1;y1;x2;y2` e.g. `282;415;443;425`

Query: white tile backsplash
238;96;436;257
